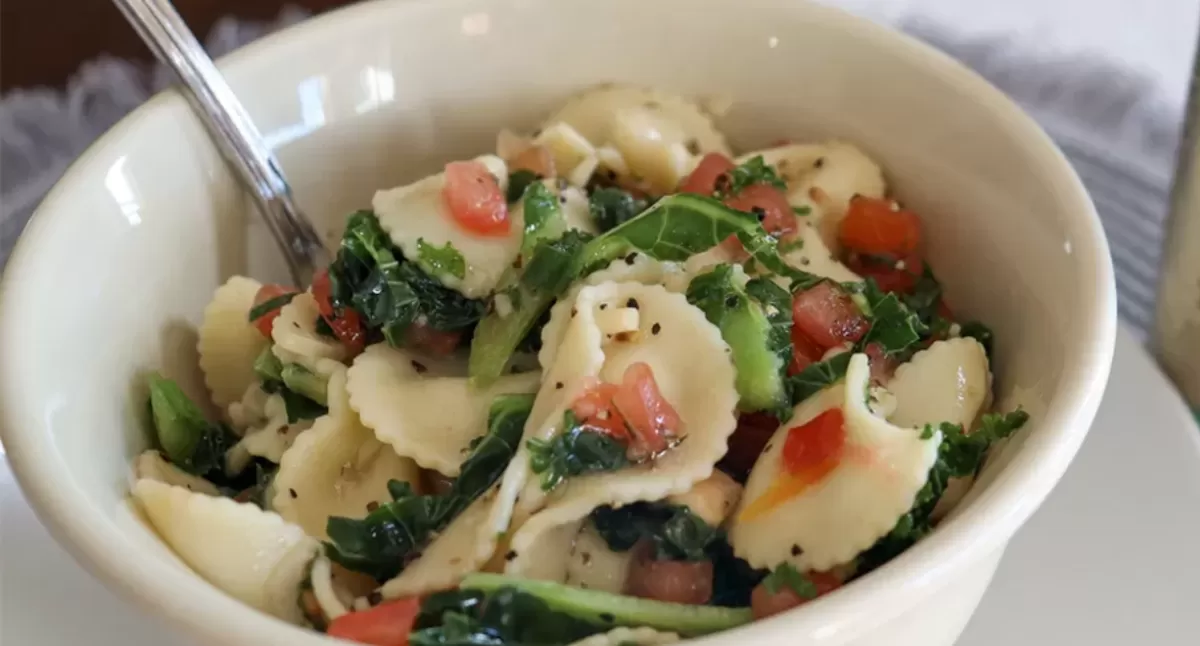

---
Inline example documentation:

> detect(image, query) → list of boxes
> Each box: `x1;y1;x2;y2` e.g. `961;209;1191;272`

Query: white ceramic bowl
0;0;1116;644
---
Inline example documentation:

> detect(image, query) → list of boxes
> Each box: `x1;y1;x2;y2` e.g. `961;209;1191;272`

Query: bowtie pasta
131;84;1028;645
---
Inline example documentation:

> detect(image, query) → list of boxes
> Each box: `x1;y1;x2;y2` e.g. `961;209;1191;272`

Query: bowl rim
0;0;1117;643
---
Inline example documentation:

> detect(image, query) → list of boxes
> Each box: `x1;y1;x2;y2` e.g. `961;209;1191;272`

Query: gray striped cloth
0;8;1189;339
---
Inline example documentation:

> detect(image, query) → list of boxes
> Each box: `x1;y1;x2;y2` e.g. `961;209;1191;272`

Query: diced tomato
570;380;630;441
791;282;869;350
326;597;421;646
405;322;462;356
782;409;846;476
625;543;714;605
788;328;825;375
719;412;782;480
750;571;843;619
509;144;556;178
864;343;898;383
839;196;922;257
739;409;847;521
311;269;366;356
612;362;683;460
847;252;925;294
250;283;295;337
442;160;509;236
725;183;797;239
679;152;735;195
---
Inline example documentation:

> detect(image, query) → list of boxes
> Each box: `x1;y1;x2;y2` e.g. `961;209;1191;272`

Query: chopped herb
722;155;788;196
792;205;812;217
246;292;297;323
415;238;466;281
761;563;818;598
527;412;630;491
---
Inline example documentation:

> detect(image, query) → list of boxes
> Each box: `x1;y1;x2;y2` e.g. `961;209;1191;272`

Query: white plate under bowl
1;326;1194;645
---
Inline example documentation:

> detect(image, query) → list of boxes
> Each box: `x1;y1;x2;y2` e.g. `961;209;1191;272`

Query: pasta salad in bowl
0;1;1115;645
132;84;1030;645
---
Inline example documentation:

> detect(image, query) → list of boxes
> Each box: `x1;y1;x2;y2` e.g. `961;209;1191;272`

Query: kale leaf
506;169;541;204
856;409;1029;575
785;352;852;405
589;186;648;232
469;231;592;383
246;291;297;323
470;193;820;385
416;238;466;281
325;393;534;579
851;279;926;356
577;194;817;284
708;536;767;607
146;373;236;480
253;348;327;423
590;502;718;561
328;210;484;348
720;155;788;196
527;411;630;491
520;181;568;263
457;573;754;637
760;563;818;598
958;320;995;358
410;587;602;646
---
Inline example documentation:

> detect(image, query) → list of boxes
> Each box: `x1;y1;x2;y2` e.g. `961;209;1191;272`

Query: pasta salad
132;84;1027;645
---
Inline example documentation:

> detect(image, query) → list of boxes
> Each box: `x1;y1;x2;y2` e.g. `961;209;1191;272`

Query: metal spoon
112;0;329;286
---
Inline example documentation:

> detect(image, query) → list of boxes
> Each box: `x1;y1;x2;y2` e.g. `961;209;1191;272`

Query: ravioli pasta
198;276;270;408
272;366;422;539
129;83;1025;645
504;282;739;577
347;343;542;475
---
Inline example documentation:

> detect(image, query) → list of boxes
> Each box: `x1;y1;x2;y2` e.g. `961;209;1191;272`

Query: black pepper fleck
555;382;564;390
814;157;825;168
791;544;803;557
599;303;608;310
624;252;638;265
504;550;518;561
606;169;618;181
293;321;300;329
652;323;661;335
277;425;290;435
289;488;298;499
366;501;379;512
559;195;568;204
751;206;767;222
724;295;739;309
800;258;811;266
581;552;592;565
685;138;701;155
411;360;428;374
626;298;639;309
571;307;578;318
367;592;383;606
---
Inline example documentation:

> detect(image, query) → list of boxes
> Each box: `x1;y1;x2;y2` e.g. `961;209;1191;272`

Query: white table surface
3;326;1198;645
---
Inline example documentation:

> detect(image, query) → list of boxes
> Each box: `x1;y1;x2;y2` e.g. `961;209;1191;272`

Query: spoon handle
112;0;328;285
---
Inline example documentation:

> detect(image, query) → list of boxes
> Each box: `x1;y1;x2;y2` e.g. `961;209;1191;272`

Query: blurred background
2;0;1198;334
